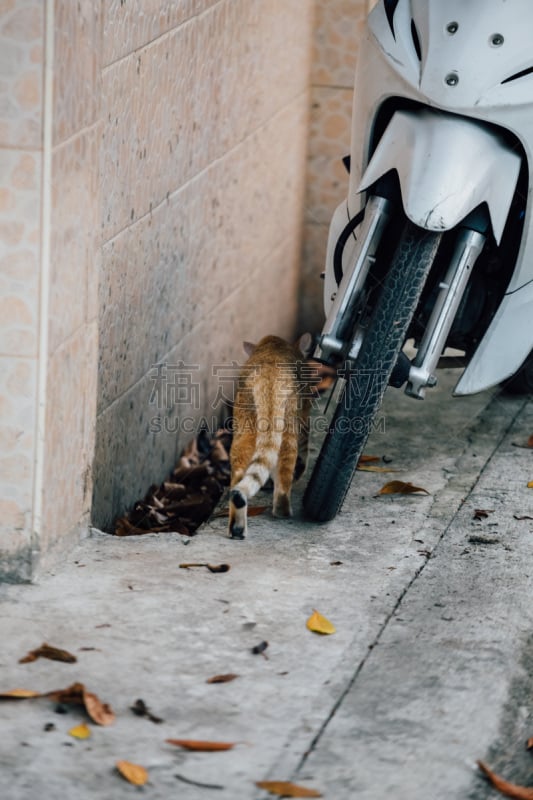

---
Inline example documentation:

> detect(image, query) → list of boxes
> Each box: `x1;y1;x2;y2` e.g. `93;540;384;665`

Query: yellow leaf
527;481;533;489
376;480;430;496
116;760;149;786
306;609;336;635
0;688;40;699
68;723;91;740
256;780;322;797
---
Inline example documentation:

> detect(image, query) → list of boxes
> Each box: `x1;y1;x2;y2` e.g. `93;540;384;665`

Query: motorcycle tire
303;221;442;522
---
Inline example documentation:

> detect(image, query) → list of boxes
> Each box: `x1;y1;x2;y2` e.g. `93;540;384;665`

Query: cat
228;334;314;539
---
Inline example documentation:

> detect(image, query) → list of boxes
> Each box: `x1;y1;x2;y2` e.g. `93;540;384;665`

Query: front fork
315;197;486;398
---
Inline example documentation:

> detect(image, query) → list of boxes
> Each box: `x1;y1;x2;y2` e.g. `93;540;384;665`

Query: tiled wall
92;0;314;530
0;1;44;580
299;0;373;333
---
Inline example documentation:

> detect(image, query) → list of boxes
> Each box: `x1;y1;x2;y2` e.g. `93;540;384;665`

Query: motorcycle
303;0;533;522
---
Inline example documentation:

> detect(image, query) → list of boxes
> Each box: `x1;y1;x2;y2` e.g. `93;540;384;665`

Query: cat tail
229;384;287;538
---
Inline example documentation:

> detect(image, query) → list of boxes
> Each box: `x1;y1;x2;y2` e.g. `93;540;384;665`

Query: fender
358;109;521;244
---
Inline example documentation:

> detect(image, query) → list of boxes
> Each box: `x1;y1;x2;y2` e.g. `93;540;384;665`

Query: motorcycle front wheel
303;221;442;522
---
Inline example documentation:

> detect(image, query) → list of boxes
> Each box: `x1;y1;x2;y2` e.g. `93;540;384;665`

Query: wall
0;0;44;580
299;0;374;333
92;0;314;530
0;0;315;579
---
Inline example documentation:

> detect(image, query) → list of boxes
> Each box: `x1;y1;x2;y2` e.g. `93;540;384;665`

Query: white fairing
358;109;521;244
333;0;533;393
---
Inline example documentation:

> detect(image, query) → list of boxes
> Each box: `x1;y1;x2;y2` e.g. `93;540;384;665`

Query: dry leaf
529;434;533;447
356;465;399;473
514;514;533;521
68;723;91;739
179;562;230;573
477;761;533;799
175;773;225;790
376;480;430;496
46;683;115;726
206;674;239;684
358;455;380;464
83;689;115;726
256;780;322;797
19;643;77;664
116;760;149;786
527;482;533;489
166;739;235;751
306;609;336;635
213;505;269;519
473;509;494;520
130;698;163;724
0;688;41;699
527;737;533;750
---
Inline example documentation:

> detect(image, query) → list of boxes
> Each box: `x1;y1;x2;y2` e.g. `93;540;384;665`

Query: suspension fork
406;228;486;399
315;195;391;363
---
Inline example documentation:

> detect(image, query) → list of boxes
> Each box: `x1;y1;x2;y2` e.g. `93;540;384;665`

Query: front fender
358;109;521;243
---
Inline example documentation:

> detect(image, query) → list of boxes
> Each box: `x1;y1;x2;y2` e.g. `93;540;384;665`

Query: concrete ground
1;370;532;799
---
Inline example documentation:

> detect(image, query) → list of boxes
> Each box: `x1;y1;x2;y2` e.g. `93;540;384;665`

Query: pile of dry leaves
114;428;232;537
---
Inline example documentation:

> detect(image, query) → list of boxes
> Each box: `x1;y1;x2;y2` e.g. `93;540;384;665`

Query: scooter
303;0;533;522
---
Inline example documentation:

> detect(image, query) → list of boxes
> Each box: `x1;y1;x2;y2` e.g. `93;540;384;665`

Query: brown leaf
19;643;77;664
179;563;230;573
376;480;430;496
529;434;533;447
477;761;533;799
358;454;381;464
527;737;533;750
83;689;115;726
255;780;322;797
473;509;494;521
166;739;235;751
116;760;149;786
356;465;400;473
206;673;239;684
46;682;115;726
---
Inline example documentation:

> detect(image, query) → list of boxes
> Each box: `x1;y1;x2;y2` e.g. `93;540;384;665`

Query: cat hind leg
229;489;247;539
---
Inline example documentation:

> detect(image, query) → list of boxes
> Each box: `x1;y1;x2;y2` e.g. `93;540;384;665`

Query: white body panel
358;109;521;244
328;0;533;393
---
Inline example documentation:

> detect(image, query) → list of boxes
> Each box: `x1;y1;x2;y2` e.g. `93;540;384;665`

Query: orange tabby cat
228;334;313;539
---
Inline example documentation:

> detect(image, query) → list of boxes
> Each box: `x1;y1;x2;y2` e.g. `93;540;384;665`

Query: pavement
1;369;533;799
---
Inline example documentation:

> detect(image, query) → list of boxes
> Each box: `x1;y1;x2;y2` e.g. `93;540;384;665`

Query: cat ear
296;332;313;357
242;341;256;357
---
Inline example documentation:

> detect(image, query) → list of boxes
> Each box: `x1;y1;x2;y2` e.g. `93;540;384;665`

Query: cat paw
229;524;246;540
273;495;292;518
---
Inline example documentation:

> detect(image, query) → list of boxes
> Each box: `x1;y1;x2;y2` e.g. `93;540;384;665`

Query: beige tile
0;355;37;555
40;324;97;554
305;86;352;225
0;149;41;357
53;0;101;145
102;0;221;67
49;127;99;351
98;94;309;410
0;0;44;148
312;0;366;88
101;0;313;241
